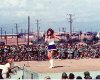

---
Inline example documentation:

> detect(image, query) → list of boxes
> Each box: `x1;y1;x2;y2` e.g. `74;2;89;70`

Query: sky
0;0;100;33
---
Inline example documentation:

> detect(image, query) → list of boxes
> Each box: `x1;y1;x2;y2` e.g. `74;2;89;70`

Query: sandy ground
15;59;100;73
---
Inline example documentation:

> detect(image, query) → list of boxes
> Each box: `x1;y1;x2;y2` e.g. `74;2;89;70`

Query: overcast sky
0;0;100;33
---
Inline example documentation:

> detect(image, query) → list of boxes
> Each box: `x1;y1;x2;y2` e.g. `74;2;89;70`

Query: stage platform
14;59;100;79
15;59;100;73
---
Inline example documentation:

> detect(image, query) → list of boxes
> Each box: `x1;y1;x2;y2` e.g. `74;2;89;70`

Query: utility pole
1;28;2;39
5;31;7;45
12;28;13;38
69;14;72;38
21;28;23;33
67;14;73;38
24;29;26;42
36;20;39;44
16;24;18;46
59;28;60;34
24;29;26;34
64;27;66;39
27;16;30;46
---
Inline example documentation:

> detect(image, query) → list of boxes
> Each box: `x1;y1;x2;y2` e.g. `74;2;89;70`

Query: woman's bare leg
48;50;55;68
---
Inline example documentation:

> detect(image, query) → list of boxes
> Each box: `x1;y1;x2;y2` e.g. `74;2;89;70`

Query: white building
96;31;100;39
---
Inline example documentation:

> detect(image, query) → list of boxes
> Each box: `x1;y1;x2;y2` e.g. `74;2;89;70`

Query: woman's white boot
49;59;54;68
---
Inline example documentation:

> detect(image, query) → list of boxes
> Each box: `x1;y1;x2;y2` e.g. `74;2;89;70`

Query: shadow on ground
54;66;64;68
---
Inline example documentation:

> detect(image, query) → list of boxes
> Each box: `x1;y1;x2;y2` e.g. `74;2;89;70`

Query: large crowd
0;43;100;79
0;43;100;64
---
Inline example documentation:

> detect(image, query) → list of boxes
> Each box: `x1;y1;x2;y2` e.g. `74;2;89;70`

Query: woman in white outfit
45;28;61;68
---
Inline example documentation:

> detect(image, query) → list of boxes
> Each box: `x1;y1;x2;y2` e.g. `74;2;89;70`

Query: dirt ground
15;59;100;73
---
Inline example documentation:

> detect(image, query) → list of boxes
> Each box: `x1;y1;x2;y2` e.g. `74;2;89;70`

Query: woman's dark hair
47;28;54;36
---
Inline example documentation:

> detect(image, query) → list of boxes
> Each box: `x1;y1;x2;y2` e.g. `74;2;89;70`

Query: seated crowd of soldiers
0;44;100;64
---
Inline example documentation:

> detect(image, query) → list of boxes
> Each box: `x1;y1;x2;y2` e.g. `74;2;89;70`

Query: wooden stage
15;59;100;73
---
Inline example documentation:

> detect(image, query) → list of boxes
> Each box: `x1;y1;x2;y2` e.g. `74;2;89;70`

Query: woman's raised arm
54;35;61;39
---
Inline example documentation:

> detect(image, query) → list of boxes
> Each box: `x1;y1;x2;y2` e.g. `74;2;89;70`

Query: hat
5;46;7;48
29;42;33;45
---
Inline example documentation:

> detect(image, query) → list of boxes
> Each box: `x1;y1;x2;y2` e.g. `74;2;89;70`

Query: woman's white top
48;38;55;45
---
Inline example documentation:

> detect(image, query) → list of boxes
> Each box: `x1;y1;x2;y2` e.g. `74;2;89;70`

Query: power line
36;19;40;44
